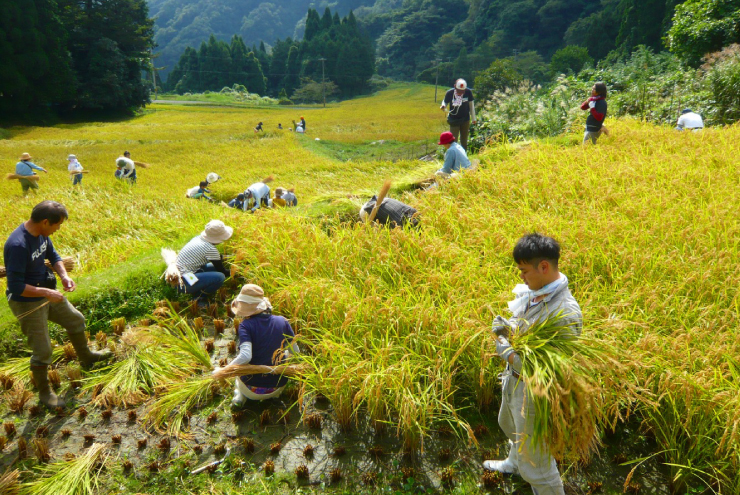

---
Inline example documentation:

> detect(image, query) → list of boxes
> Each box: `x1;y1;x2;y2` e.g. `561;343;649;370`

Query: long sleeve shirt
580;96;607;132
440;142;472;174
244;182;270;212
16;161;44;176
4;224;63;302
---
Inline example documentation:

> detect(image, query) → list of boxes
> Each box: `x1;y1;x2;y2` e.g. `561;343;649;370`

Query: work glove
491;316;516;339
495;336;523;374
211;367;222;376
588;100;596;109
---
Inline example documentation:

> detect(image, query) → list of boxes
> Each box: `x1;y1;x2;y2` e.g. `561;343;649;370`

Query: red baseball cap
438;132;455;145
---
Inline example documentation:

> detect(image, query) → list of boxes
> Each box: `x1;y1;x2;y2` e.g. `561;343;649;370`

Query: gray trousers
8;298;86;366
499;373;565;495
449;120;471;151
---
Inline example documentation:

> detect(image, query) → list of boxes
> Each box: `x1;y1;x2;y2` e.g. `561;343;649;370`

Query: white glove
211;367;222;376
495;336;515;361
492;316;516;338
588;100;596;109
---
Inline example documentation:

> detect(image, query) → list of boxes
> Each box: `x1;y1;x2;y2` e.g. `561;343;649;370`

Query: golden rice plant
20;443;107;495
7;383;33;414
0;469;19;495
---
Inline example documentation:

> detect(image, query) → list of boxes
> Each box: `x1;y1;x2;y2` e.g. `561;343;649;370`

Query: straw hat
200;220;233;244
231;284;272;317
19;152;32;161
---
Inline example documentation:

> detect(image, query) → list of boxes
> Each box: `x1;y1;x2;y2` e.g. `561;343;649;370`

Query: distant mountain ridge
149;0;378;77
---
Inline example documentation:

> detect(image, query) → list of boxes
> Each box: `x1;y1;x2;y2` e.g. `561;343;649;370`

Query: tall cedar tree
59;0;154;111
0;0;76;115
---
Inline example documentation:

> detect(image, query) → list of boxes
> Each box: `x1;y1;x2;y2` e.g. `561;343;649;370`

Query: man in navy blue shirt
3;201;109;408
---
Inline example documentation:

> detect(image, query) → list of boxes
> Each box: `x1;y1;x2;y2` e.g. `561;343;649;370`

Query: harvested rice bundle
509;313;643;461
160;248;182;288
20;443;107;495
0;256;74;278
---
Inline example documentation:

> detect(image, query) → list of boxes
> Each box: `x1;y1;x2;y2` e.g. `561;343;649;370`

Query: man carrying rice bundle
483;233;582;495
14;153;47;195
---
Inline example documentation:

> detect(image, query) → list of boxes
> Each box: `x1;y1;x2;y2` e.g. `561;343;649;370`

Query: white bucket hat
231;284;272;317
200;220;233;244
68;154;77;161
206;172;221;184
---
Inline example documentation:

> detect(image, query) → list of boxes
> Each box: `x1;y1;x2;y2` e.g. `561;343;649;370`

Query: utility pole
434;59;441;102
150;52;166;101
318;57;326;108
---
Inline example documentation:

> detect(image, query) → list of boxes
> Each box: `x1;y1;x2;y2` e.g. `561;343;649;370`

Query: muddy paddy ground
0;309;671;494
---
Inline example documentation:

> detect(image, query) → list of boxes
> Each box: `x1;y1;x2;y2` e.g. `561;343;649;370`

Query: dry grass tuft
61;429;71;438
361;472;377;486
78;406;88;419
137;439;147;449
295;463;309;479
17;437;27;459
440;466;454;485
83;434;95;445
401;466;414;480
128;410;137;422
111;435;122;444
330;467;342;483
213;319;225;335
242;438;255;453
192;444;203;454
111;317;126;336
188;300;199;317
206;412;218;425
203;338;214;353
158;437;170;451
482;470;503;489
214;443;226;455
304;413;321;429
95;331;108;349
259;409;271;426
269;442;281;455
0;469;20;494
3;423;15;437
227;341;237;354
28;405;41;417
438;447;452;462
33;438;51;463
302;444;314;458
101;409;113;420
0;437;6;451
207;304;219;318
7;383;32;414
332;445;346;457
35;426;49;438
63;343;77;361
263;460;275;476
368;445;384;458
147;461;160;473
193;317;205;332
122;460;133;471
0;374;15;390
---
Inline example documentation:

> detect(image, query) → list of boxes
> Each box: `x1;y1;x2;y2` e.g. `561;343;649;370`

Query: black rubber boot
31;365;66;409
68;332;111;369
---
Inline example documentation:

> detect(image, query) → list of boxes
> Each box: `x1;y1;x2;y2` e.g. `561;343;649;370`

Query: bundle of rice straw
0;256;75;278
5;174;40;181
161;248;182;287
134;161;150;168
211;363;306;380
68;170;90;174
509;312;644;462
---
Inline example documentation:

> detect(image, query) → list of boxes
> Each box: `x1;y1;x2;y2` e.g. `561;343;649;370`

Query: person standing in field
15;152;47;195
175;220;232;305
675;108;704;131
581;82;608;144
435;131;471;177
3;201;110;408
300;116;306;131
243;176;273;213
68;154;84;186
440;78;476;151
483;233;582;495
224;284;298;408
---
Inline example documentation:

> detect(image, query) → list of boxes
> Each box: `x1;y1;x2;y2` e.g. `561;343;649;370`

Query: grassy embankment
0;83;738;493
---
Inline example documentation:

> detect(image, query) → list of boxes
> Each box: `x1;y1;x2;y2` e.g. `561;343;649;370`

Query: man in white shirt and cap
243;176;273;213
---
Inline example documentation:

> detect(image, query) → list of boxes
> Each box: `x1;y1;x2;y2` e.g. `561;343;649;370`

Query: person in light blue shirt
15;152;47;195
436;131;471;176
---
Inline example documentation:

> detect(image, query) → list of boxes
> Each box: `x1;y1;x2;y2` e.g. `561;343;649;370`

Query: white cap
455;79;467;90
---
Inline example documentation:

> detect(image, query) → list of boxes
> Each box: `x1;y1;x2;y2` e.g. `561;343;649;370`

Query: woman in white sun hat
175;220;232;305
440;78;476;151
226;284;298;407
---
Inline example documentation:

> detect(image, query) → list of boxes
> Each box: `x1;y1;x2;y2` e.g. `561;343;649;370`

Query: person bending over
483;233;582;495
359;196;419;228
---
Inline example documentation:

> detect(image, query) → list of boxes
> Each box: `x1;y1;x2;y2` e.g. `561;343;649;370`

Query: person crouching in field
228;193;246;210
4;201;110;408
483;233;582;495
435;131;471;178
115;151;137;183
675;108;704;131
226;284;298;407
359;196;419;228
192;181;213;201
282;188;297;206
68;154;84;186
15;152;47;195
175;220;232;306
581;82;608;144
270;188;287;207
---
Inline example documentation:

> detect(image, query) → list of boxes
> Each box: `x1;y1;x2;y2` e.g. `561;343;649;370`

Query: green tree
667;0;740;66
268;38;293;95
304;9;321;41
284;45;302;97
0;0;75;115
453;47;472;85
243;51;266;94
550;45;593;75
291;78;338;103
474;58;523;101
230;36;250;88
174;47;200;93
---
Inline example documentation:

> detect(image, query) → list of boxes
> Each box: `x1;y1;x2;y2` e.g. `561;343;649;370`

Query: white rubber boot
483;441;519;475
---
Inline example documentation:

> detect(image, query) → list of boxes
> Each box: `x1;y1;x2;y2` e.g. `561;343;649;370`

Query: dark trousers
449;120;471;151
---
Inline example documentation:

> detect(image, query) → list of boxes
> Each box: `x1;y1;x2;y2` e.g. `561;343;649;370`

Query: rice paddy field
0;83;738;494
